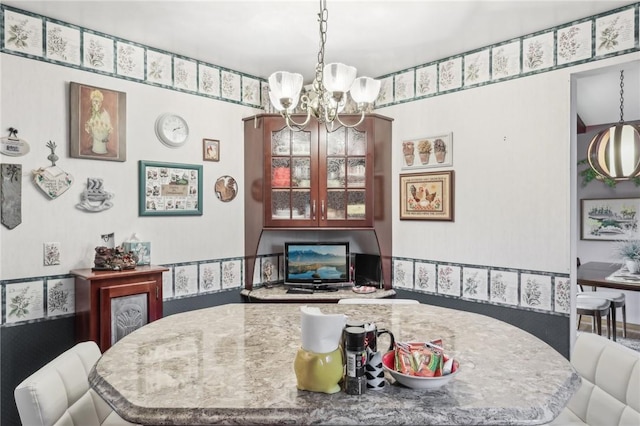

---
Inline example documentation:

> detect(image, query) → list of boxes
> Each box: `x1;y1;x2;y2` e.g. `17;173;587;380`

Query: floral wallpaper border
1;3;638;111
0;257;244;327
393;257;571;317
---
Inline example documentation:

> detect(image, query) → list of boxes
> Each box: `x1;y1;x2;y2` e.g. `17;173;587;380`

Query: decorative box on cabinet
71;265;168;352
244;114;393;291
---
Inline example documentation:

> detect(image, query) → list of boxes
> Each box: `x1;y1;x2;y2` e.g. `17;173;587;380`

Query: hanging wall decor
139;160;203;216
69;82;127;161
76;177;114;212
214;175;237;202
32;141;74;199
0;127;30;157
1;163;22;229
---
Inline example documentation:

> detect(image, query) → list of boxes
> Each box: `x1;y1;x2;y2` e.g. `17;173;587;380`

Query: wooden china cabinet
243;114;393;290
71;265;168;352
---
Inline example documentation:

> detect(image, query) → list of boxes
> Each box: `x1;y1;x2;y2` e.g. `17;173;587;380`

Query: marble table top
90;303;579;425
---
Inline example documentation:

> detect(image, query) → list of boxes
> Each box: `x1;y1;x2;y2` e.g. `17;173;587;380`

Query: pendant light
587;70;640;180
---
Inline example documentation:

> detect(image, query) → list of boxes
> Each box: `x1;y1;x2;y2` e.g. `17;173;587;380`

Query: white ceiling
4;0;639;126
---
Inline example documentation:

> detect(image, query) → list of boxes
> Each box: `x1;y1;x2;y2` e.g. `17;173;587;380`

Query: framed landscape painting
580;198;639;241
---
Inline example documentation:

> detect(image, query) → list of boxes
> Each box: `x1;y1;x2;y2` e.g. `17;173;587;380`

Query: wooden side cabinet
71;265;168;352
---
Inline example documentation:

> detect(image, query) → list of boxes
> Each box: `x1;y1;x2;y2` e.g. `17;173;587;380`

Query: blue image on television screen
285;242;350;284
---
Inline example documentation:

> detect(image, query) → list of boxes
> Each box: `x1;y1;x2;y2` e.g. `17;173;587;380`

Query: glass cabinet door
321;125;371;225
267;125;317;224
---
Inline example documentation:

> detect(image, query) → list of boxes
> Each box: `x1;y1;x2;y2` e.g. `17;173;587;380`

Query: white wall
0;54;257;280
378;52;639;320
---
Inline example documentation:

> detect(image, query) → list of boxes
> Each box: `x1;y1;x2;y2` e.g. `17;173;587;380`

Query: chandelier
267;0;381;131
587;69;640;180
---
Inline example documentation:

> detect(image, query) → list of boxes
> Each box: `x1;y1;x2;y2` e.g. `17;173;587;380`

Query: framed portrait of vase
69;82;127;162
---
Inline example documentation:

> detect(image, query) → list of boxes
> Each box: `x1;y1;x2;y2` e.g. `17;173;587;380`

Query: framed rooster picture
400;171;454;221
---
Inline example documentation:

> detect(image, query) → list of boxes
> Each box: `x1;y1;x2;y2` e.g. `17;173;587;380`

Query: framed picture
139;160;203;216
580;198;639;241
69;82;127;161
401;132;452;170
400;171;454;221
203;139;219;162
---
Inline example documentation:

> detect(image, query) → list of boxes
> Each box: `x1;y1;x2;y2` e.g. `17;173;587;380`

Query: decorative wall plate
0;136;30;156
214;175;237;202
33;166;74;199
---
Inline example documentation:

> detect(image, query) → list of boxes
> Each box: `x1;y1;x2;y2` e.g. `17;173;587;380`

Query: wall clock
155;113;189;148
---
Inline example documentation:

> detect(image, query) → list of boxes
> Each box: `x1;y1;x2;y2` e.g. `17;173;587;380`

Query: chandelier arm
282;109;312;131
333;110;366;129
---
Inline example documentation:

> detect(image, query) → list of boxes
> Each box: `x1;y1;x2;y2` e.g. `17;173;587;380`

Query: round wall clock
155;113;189;148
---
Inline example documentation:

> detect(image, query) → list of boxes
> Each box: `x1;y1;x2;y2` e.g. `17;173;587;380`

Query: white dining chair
338;298;419;304
14;341;136;426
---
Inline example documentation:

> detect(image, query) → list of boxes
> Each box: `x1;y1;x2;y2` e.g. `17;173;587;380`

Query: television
284;242;351;287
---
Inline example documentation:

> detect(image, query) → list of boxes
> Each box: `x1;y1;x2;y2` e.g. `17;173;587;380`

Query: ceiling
4;0;639;126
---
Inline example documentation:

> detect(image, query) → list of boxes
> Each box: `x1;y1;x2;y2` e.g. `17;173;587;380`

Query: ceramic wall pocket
76;177;114;212
32;141;74;199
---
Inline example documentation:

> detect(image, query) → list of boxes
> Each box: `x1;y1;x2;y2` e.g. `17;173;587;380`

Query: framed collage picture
400;171;454;221
139;161;203;216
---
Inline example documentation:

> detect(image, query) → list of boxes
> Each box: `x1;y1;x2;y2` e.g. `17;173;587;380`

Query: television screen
284;242;350;286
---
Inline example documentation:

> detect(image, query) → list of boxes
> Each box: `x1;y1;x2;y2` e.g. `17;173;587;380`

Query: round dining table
90;303;579;425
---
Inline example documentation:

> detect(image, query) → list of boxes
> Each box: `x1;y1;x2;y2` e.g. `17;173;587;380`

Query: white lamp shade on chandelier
268;71;303;112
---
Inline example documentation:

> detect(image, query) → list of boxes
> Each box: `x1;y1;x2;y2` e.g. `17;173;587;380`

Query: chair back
338;298;419;304
14;341;132;426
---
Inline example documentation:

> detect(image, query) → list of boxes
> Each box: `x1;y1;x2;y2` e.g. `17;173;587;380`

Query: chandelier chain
314;0;328;92
619;70;625;123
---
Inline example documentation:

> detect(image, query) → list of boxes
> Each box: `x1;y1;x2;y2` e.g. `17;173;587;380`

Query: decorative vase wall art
76;177;114;212
32;141;74;199
401;133;453;170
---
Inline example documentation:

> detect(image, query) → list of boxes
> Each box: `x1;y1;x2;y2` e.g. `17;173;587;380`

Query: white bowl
382;349;460;390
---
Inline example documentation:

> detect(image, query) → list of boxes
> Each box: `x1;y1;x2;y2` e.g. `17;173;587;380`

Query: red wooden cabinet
72;265;168;352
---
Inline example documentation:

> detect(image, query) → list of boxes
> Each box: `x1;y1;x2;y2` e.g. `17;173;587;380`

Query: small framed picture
203;139;219;162
400;170;454;221
401;132;452;170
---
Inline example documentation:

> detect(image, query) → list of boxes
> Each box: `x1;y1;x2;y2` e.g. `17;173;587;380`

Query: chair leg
578;314;583;329
606;313;611;339
595;313;602;336
622;305;627;338
591;316;596;333
610;306;616;341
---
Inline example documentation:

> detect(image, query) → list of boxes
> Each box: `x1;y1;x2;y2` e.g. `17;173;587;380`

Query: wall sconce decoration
587;70;640;181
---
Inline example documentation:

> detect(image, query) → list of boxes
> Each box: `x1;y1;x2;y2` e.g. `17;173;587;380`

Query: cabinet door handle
321;200;325;220
156;286;159;300
312;200;316;220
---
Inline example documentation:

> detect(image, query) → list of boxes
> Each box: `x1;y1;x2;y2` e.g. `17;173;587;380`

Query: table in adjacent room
90;303;579;425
